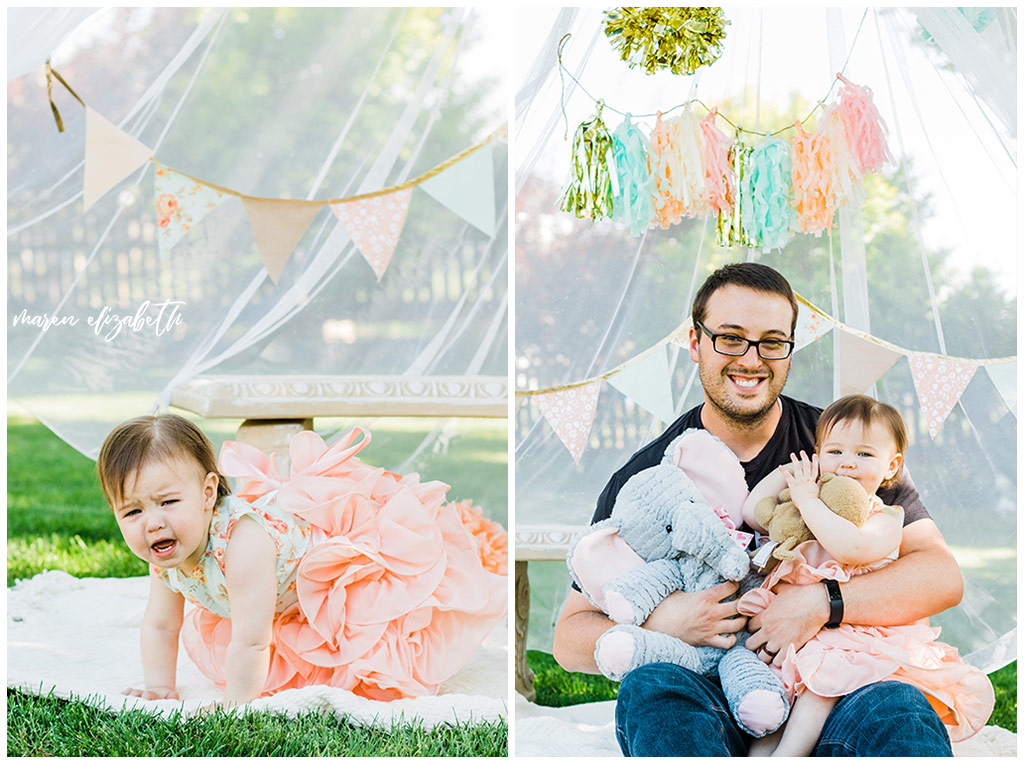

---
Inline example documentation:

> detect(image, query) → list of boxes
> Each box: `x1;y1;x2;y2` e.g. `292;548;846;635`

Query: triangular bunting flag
241;198;322;284
985;362;1016;417
330;188;413;281
838;331;902;396
154;163;232;256
420;143;496;237
83;107;154;210
908;354;978;438
795;304;833;352
608;346;676;423
535;382;601;464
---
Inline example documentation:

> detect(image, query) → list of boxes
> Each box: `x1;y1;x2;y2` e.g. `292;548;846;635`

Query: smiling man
551;262;962;757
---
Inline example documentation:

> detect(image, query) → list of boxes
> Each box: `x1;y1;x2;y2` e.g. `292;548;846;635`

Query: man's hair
692;262;799;337
97;414;231;508
815;395;908;488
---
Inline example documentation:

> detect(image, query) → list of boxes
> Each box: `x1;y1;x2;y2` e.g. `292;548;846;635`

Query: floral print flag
154;163;232;257
908;354;978;438
331;188;413;281
535;382;601;464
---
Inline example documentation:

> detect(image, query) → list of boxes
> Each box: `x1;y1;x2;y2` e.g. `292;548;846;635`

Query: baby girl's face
818;418;902;496
113;457;217;572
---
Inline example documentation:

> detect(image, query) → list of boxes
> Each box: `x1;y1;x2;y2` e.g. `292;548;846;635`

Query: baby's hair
815;395;908;488
97;414;231;508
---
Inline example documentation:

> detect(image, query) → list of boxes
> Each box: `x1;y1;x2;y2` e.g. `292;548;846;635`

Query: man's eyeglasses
694;319;794;360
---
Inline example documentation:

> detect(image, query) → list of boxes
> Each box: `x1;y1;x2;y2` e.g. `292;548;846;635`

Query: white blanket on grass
514;694;1017;757
7;571;507;729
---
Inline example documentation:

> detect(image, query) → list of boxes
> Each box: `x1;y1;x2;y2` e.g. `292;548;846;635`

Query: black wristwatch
821;579;843;629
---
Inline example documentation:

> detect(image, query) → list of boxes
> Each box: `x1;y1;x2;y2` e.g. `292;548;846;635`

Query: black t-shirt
590;395;929;527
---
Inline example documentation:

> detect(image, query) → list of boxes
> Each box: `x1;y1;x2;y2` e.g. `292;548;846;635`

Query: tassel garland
558;76;891;248
649;112;707;228
790;122;832;235
717;137;756;249
818;103;862;208
836;74;893;176
700;109;733;216
560;104;616;220
742;137;793;253
610;114;656;235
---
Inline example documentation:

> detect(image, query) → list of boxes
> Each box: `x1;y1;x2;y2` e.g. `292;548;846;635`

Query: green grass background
6;414;508;757
526;651;1016;733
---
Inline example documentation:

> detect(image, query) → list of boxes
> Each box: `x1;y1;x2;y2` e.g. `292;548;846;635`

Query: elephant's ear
568;524;645;612
666;428;748;527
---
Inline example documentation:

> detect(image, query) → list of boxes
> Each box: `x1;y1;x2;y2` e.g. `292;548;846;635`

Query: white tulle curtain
7;7;508;519
515;7;1015;671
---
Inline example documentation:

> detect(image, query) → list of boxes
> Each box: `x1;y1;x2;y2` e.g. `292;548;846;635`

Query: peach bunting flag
241;197;322;284
838;331;902;396
535;382;601;464
330;188;413;281
908;354;978;438
83;107;154;211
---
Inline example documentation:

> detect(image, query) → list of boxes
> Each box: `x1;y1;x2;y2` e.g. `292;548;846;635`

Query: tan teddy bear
753;473;871;563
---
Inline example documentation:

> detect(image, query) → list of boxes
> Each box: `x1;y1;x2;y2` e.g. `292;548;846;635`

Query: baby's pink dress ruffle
738;540;994;742
182;428;507;701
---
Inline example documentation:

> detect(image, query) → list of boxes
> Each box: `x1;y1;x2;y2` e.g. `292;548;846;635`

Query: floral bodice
154;493;314;617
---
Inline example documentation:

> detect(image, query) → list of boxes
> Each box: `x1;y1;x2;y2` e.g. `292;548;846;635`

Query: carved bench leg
515;560;536;701
235;418;313;474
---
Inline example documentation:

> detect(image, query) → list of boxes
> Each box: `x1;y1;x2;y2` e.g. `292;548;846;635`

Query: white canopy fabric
515;7;1015;672
7;8;509;520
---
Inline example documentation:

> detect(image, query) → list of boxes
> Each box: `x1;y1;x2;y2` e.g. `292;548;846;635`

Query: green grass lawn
527;648;1017;734
6;415;508;757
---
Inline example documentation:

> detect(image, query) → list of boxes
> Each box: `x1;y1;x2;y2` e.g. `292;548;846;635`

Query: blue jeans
615;663;953;757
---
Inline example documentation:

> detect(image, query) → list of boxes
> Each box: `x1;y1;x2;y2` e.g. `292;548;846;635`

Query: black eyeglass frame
693;319;795;360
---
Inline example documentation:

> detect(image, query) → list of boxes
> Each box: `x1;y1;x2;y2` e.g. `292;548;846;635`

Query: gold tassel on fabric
45;60;86;133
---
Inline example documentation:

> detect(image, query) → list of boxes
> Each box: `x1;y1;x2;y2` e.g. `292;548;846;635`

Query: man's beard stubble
698;361;789;427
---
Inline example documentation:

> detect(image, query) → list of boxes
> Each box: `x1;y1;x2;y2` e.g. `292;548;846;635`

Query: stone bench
170;373;508;470
514;524;586;701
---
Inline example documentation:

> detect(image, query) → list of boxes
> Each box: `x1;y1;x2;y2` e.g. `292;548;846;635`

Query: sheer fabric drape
514;7;1015;671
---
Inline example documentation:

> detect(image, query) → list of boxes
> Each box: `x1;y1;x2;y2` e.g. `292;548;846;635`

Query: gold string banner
157;124;508;206
515;290;1016;397
45;61;86;133
44;63;506;207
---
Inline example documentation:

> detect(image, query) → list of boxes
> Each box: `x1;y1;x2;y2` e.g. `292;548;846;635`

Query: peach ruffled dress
737;499;993;742
155;427;508;701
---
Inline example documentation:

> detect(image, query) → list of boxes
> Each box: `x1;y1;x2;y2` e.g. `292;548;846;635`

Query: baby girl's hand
780;451;820;508
123;685;179;701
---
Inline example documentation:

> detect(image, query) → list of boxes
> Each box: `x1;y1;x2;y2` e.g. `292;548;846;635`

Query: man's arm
841;517;962;624
552;582;746;674
746;518;962;659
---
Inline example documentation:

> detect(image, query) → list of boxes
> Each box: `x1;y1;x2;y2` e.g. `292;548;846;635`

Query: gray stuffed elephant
567;428;789;738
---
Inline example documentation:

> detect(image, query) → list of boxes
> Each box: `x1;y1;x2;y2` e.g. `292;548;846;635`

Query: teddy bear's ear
667;429;748;525
568;524;645;611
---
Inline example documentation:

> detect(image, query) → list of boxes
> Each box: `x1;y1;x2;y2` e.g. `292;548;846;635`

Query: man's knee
616;663;742;756
819;681;952;756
